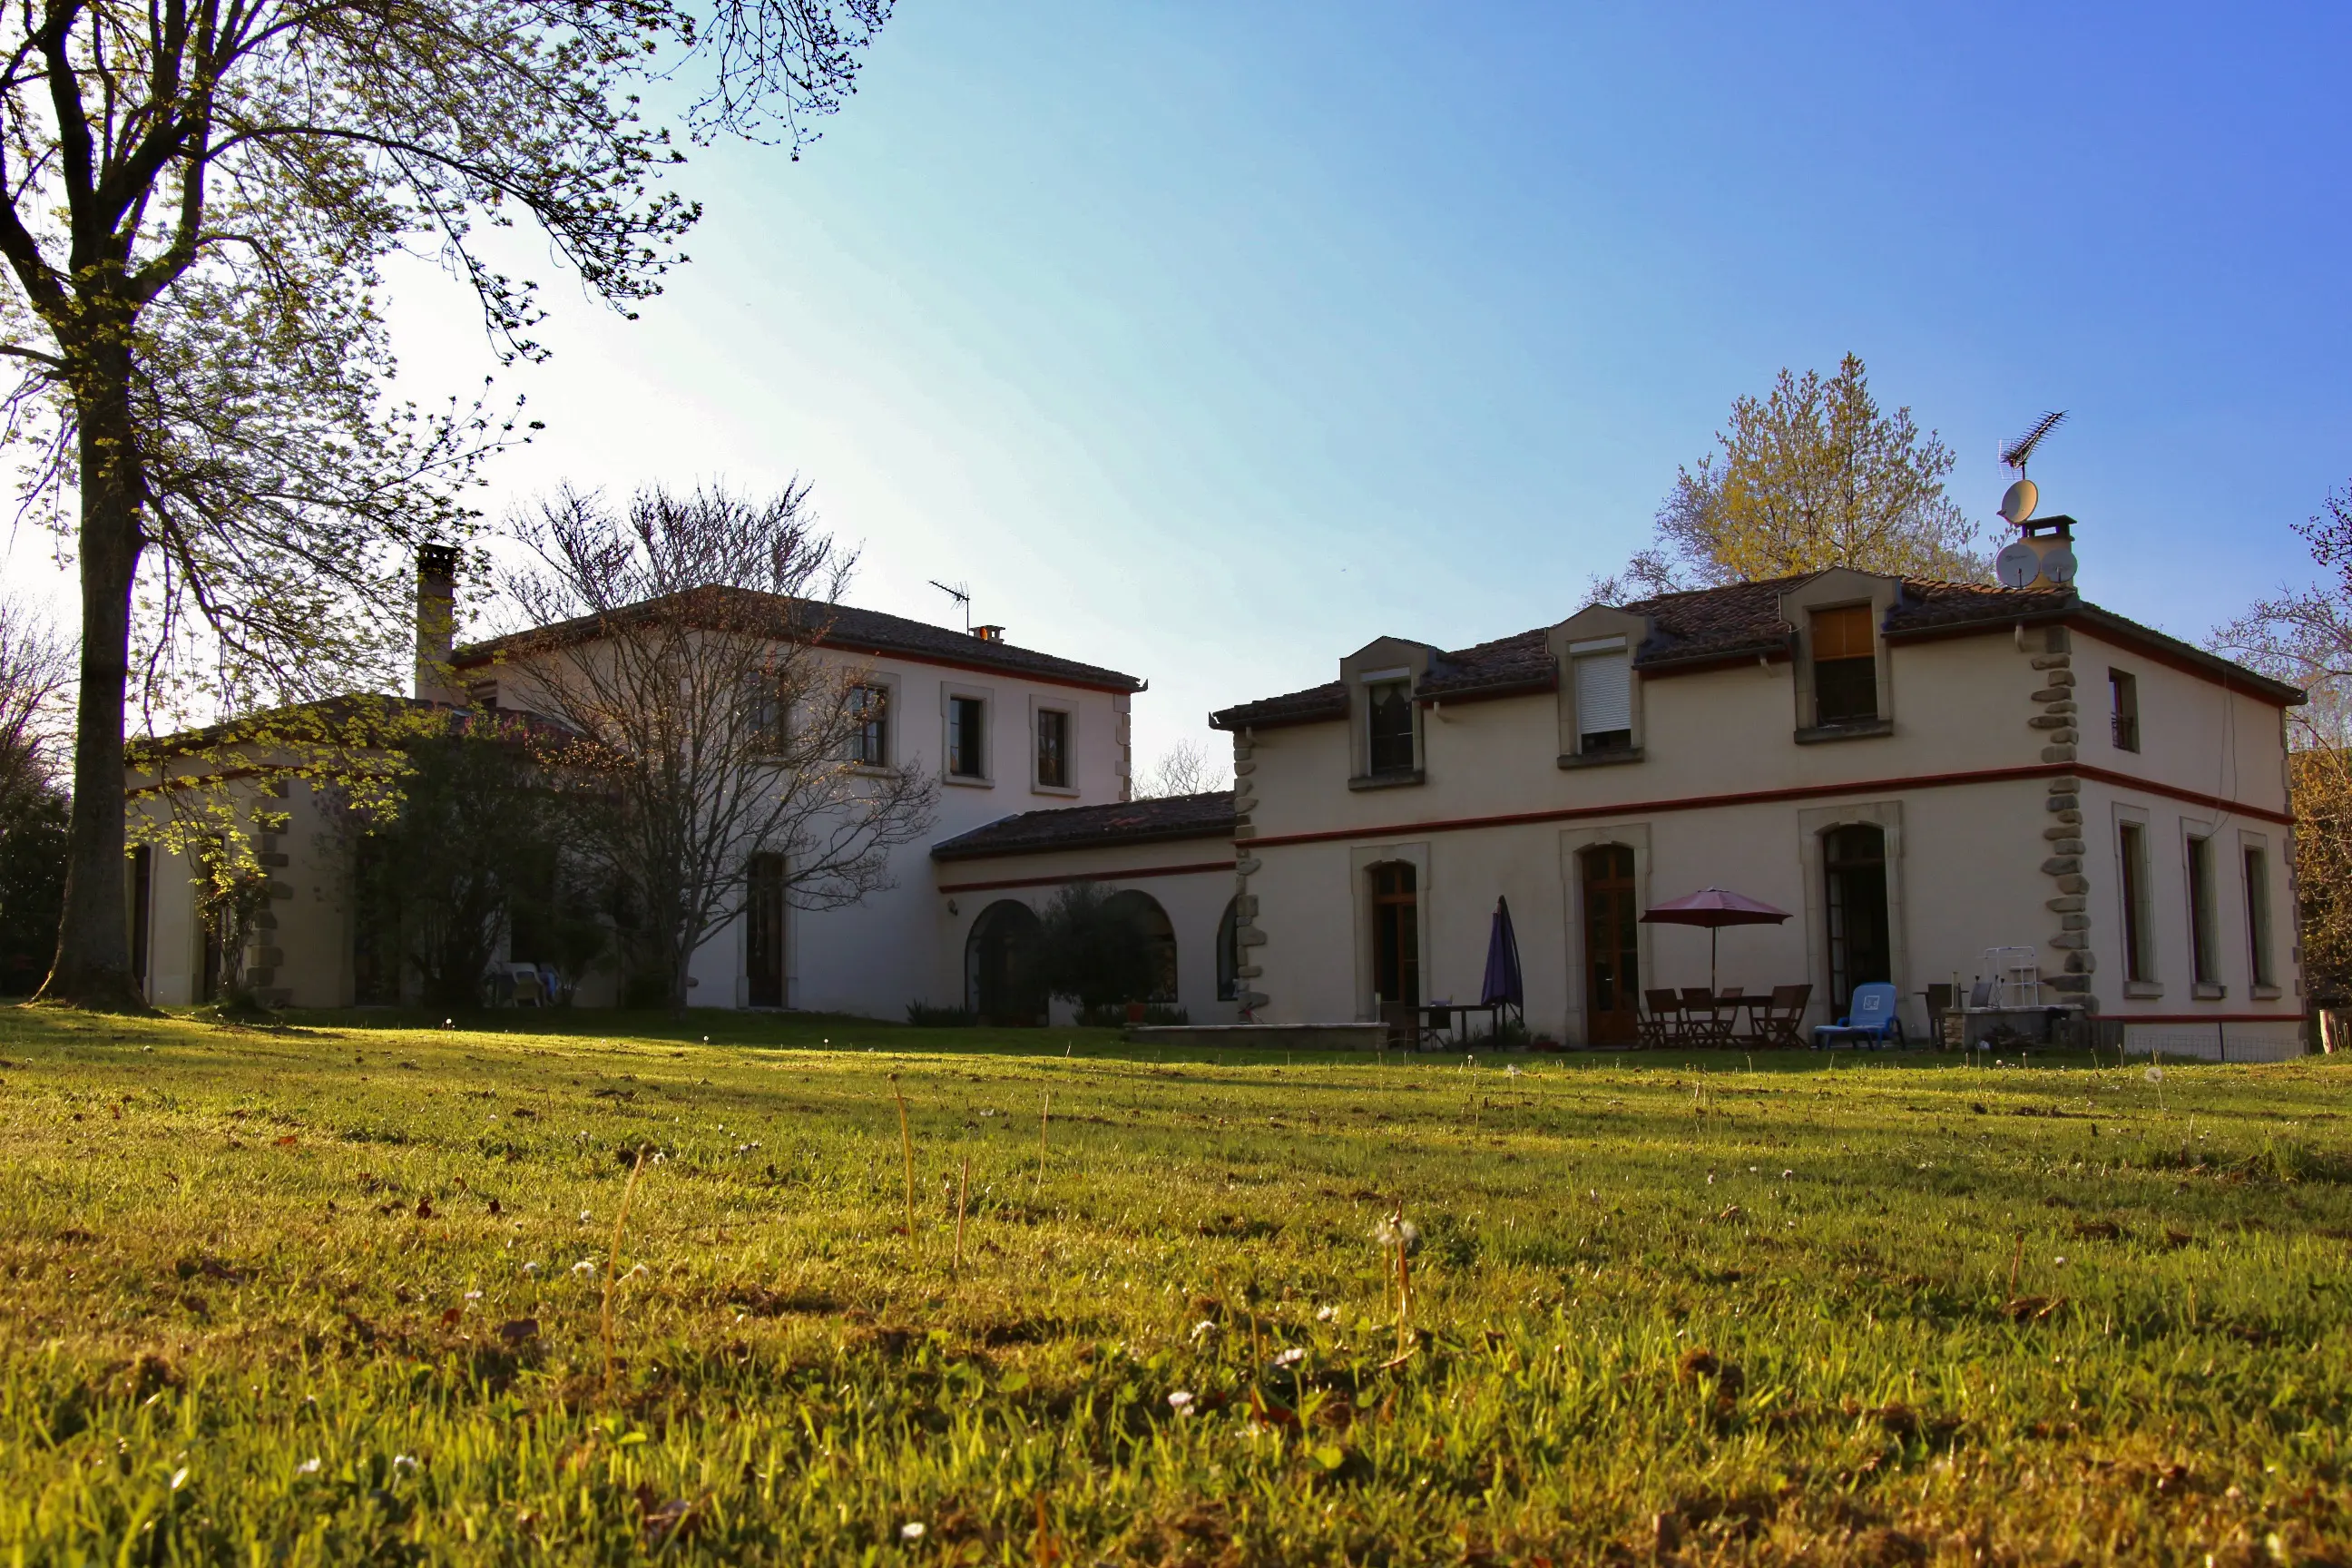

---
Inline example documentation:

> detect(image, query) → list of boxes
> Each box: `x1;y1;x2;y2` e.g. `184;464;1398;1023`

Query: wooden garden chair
1639;988;1681;1048
1753;984;1811;1049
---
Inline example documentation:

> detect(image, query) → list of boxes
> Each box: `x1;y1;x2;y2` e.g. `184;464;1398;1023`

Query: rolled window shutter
1576;652;1632;738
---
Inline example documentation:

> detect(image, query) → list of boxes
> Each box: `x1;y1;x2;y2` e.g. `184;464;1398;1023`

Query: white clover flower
1314;1304;1338;1322
392;1455;417;1471
1166;1389;1195;1413
2145;1065;2165;1083
295;1457;321;1475
522;1261;541;1274
578;1210;593;1224
464;1290;483;1301
1190;1319;1220;1342
900;1523;926;1541
572;1260;596;1276
1272;1347;1306;1367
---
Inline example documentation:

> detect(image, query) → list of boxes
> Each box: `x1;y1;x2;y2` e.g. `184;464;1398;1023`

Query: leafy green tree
0;0;894;1008
0;603;69;993
1034;881;1156;1017
339;719;593;1013
1598;355;1989;599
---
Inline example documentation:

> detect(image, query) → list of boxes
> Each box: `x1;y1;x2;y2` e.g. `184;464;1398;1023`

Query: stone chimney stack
2018;515;2078;590
415;544;460;703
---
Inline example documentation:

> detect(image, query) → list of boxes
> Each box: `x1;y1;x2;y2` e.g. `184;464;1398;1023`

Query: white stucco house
123;516;2308;1059
1209;518;2308;1059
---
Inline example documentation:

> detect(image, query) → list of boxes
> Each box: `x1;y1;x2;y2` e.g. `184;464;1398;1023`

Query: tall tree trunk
38;341;149;1010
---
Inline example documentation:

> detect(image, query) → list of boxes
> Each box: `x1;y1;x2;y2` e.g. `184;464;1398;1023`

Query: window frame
2241;836;2277;994
941;685;994;786
2116;813;2157;991
2109;668;2141;753
1571;643;1635;757
1809;603;1880;728
2184;825;2224;995
1363;675;1417;778
1030;698;1077;795
1778;572;1900;744
845;681;892;769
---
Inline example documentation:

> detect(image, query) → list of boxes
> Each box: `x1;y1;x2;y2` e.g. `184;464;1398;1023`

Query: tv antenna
929;579;972;632
1997;409;2068;525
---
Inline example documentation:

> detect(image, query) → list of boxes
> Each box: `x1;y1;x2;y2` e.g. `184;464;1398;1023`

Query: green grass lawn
3;1006;2348;1565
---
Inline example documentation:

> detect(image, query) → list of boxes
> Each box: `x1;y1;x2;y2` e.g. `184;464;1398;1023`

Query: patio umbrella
1480;897;1524;1013
1639;887;1791;994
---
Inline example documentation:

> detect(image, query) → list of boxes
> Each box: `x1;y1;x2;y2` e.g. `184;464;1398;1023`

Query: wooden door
1581;844;1640;1044
746;853;787;1008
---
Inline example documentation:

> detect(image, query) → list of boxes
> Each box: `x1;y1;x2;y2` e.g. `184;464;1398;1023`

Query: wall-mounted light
946;898;959;916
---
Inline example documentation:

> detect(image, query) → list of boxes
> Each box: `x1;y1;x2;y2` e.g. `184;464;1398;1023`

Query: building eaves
457;587;1144;693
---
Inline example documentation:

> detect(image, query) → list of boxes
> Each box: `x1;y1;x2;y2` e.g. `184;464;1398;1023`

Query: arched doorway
965;899;1045;1025
1102;889;1179;1002
1824;824;1891;1015
1367;861;1419;1008
1579;843;1639;1044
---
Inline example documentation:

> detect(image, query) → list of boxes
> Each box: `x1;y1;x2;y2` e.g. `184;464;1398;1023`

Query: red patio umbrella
1639;887;1792;994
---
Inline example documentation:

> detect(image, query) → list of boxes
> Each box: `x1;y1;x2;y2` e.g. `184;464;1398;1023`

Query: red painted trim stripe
1243;761;2290;850
937;859;1235;895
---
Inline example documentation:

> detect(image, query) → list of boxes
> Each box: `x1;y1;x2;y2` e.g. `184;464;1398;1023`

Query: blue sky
13;3;2351;771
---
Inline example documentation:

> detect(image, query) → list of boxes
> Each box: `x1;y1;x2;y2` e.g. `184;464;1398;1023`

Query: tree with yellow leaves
1599;355;1991;598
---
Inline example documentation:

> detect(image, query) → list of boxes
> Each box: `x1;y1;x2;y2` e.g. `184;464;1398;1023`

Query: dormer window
1810;605;1878;726
1366;679;1416;774
1573;645;1632;754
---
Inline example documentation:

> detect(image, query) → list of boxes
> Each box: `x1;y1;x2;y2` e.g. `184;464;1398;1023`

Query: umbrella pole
1710;927;1720;995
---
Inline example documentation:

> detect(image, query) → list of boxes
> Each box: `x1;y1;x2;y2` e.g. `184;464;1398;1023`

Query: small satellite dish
1995;541;2042;588
2040;546;2078;585
1998;478;2038;525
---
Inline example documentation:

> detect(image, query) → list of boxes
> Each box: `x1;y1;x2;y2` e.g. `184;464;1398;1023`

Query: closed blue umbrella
1481;897;1524;1013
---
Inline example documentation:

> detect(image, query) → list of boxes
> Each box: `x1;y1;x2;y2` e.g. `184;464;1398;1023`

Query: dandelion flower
1167;1389;1195;1413
2145;1065;2164;1083
522;1261;541;1274
572;1259;596;1276
1273;1347;1306;1367
900;1522;926;1541
578;1210;593;1224
393;1454;417;1471
1190;1319;1220;1342
295;1457;322;1475
1372;1218;1422;1254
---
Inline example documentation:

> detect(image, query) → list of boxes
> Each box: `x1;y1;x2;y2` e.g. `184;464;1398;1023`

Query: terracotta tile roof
1210;573;2288;728
929;791;1238;861
458;587;1142;692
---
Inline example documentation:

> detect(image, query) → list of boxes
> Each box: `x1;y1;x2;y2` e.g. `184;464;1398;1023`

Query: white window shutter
1575;652;1632;739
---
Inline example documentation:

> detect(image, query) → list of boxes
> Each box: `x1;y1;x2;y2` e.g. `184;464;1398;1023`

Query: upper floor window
1573;650;1632;754
1366;680;1416;774
1810;605;1877;726
947;695;986;779
1035;708;1071;789
2109;669;2140;752
848;684;888;766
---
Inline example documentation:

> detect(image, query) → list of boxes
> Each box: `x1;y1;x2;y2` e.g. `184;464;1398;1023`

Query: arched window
1216;898;1240;1001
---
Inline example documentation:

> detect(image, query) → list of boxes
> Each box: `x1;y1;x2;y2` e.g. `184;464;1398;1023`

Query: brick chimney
415;544;460;703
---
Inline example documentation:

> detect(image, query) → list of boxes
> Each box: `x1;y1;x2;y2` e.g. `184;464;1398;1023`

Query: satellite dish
2040;546;2078;585
1998;478;2039;525
1995;542;2041;588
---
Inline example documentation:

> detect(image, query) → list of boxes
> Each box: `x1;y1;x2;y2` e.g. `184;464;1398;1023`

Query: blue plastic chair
1811;982;1906;1049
